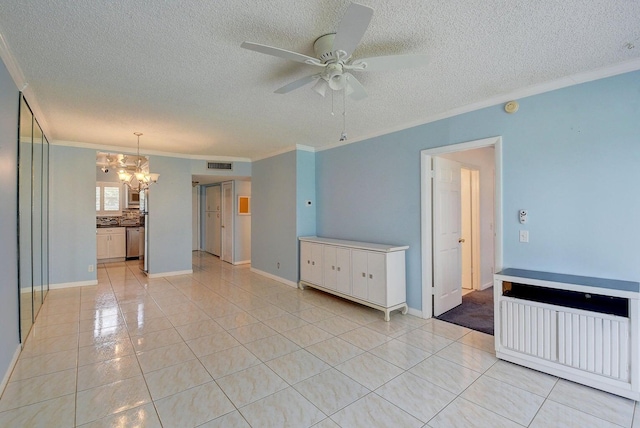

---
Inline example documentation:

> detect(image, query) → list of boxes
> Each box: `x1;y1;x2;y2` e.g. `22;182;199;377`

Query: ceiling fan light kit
240;2;430;101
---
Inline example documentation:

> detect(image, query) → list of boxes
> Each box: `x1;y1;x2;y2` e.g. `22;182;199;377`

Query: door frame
221;181;234;263
420;136;503;319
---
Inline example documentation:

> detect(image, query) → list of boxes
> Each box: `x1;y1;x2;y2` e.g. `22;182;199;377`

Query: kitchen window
96;182;122;216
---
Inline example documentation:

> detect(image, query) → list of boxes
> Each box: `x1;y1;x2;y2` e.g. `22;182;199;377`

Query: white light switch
519;230;529;243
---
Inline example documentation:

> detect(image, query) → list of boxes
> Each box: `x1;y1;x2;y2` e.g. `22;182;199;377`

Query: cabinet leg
402;305;408;315
384;310;390;322
298;282;305;290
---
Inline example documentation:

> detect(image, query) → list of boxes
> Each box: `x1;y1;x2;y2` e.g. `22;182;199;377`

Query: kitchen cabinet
97;227;126;260
299;237;408;321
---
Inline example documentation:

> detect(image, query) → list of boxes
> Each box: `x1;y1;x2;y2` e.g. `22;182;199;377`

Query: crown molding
51;139;251;162
316;58;640;153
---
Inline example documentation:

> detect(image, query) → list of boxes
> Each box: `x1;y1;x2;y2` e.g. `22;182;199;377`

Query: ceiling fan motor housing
314;33;338;63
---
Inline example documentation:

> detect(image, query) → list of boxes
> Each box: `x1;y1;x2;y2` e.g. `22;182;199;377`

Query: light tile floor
1;251;638;427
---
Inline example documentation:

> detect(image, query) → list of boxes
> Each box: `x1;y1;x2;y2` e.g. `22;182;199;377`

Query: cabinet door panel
336;248;351;294
351;250;368;300
96;234;109;259
110;233;126;258
300;242;314;283
323;246;337;290
367;252;387;305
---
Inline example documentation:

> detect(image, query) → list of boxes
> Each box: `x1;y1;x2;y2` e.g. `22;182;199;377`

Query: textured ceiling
0;0;639;160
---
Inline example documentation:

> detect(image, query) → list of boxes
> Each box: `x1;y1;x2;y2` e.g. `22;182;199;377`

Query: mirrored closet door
18;94;50;344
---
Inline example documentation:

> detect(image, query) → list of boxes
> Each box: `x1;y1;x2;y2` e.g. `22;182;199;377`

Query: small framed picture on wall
238;196;251;215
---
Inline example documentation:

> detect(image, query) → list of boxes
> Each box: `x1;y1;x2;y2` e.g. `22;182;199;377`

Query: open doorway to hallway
420;137;503;335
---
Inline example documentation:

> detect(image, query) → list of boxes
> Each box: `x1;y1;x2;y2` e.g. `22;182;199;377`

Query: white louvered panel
556;310;629;382
500;300;557;361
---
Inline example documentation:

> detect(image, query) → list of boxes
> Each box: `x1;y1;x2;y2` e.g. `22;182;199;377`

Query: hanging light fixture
118;132;159;191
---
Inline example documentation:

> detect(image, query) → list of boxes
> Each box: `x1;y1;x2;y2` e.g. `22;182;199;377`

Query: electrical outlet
277;262;280;269
519;230;529;243
88;264;94;272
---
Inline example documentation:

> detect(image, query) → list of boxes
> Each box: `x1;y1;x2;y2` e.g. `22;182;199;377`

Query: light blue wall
50;145;97;284
297;150;316;237
0;58;20;381
148;155;193;275
252;151;298;282
235;180;252;263
317;71;640;311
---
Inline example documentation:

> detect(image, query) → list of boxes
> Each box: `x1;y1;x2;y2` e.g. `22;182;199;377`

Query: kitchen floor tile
216;364;287;407
239;387;326;428
331;393;423;428
154;381;235;428
368;338;430;370
530;399;622;428
293;368;370;415
338;326;390;351
136;341;197;373
376;372;455;422
199;345;261;379
75;376;151;426
436;341;498;373
410;355;482;395
244;334;300;361
76;403;162;428
281;324;334;348
266;349;331;384
335;353;404;390
144;358;212;400
306;337;364;366
77;354;142;391
0;368;77;412
0;393;75;428
427;397;523;428
460;375;545;426
185;330;241;357
547;379;635;427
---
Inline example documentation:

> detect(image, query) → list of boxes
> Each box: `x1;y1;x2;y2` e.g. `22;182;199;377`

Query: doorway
420;136;503;323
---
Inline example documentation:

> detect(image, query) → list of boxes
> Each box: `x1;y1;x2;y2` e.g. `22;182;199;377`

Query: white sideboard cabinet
494;268;640;400
299;237;409;321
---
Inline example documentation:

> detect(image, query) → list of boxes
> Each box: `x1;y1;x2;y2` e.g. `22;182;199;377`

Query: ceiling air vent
207;161;233;170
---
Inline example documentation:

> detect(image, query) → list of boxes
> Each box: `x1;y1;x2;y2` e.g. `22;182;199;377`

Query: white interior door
221;182;233;263
461;168;472;289
433;157;463;316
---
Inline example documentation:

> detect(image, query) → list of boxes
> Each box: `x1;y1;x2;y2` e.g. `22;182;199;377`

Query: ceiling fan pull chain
331;90;335;116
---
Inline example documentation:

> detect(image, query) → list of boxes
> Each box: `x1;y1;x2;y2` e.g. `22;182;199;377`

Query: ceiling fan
241;2;430;100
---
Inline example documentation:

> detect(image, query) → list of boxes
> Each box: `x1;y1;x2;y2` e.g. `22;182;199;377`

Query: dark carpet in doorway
437;287;494;335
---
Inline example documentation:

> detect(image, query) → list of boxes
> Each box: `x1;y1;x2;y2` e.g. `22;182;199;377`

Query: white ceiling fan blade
332;3;374;58
241;42;323;66
350;54;430;72
274;74;320;94
344;73;367;101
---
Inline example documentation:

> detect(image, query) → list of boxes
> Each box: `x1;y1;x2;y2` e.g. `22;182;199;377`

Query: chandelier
118;132;159;191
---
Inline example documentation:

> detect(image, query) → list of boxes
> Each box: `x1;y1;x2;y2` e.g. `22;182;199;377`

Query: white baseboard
147;269;193;279
50;280;98;289
250;267;298;288
407;307;425;318
1;345;21;397
233;260;251;266
480;282;493;291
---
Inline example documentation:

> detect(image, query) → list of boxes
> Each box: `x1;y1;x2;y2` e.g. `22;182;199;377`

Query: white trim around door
420;136;503;319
